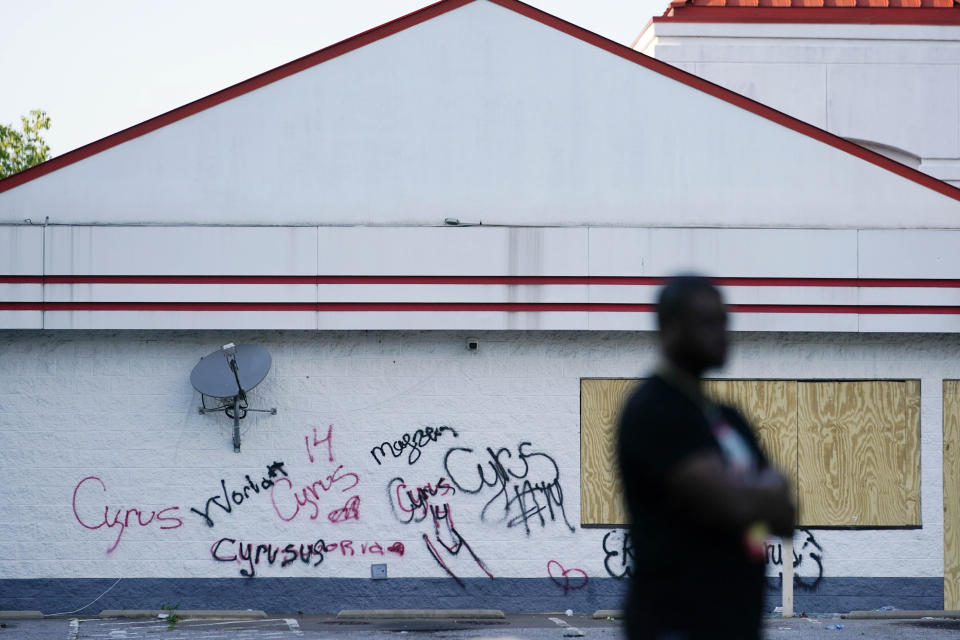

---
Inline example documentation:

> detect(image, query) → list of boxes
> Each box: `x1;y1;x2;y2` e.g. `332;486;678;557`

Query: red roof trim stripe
3;275;960;287
2;0;959;203
654;6;960;23
3;301;960;314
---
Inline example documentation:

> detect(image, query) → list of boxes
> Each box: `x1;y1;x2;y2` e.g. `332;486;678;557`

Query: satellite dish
191;343;276;452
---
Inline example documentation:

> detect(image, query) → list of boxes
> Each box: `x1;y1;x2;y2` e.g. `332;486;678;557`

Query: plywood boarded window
704;380;799;511
580;378;920;528
580;378;639;525
944;381;960;610
798;381;920;527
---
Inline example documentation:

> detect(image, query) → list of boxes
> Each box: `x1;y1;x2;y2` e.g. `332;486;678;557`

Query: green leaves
0;109;52;179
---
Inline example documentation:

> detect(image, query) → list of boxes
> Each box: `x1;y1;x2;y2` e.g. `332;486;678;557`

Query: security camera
466;338;479;351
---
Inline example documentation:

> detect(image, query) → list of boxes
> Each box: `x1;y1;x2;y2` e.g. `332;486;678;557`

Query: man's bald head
656;275;728;376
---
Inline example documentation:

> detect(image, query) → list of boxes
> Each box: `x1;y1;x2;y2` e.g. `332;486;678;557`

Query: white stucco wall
0;329;953;584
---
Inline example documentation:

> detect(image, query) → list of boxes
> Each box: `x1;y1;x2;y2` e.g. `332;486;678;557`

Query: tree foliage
0;109;52;179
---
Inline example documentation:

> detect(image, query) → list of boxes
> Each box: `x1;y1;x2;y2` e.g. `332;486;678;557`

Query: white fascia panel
0;226;42;274
858;314;960;333
858;287;960;307
0;284;42;303
0;310;42;329
588;285;860;305
589;228;858;277
317;227;588;276
315;284;588;303
41;311;318;330
728;312;859;332
859;230;960;278
588;312;657;331
2;2;958;228
315;311;589;330
44;226;317;275
43;283;317;303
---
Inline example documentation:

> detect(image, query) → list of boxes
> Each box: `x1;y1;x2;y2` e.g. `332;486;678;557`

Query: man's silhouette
618;275;795;640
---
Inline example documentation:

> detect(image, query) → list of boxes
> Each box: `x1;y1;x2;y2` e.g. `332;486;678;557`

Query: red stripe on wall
3;301;960;314
3;275;960;287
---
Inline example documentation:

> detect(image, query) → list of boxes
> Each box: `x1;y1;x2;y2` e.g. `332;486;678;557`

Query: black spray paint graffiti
444;442;575;535
385;474;488;588
190;461;288;527
766;528;824;590
601;527;824;589
602;529;634;579
370;426;458;466
387;476;456;524
211;537;405;578
421;502;494;588
212;537;325;578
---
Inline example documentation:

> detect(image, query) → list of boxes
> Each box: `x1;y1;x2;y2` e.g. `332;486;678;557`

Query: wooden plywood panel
798;381;917;527
945;381;960;609
580;378;639;525
903;380;922;526
705;380;799;511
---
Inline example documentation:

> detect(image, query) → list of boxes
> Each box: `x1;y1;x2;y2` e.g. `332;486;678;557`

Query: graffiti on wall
270;468;360;522
443;441;575;535
305;424;334;464
385;472;491;587
765;529;825;589
421;501;494;588
189;462;288;527
601;529;634;579
600;527;825;589
72;476;183;553
387;476;456;524
70;422;580;584
211;537;405;578
547;560;588;595
272;425;361;523
370;426;459;465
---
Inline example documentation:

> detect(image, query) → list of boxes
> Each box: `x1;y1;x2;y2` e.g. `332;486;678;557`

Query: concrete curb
592;610;624;619
0;611;43;619
98;610;267;619
846;610;960;620
337;609;505;620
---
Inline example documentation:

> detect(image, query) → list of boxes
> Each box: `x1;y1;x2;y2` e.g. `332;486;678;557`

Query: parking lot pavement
0;616;302;640
1;613;960;639
764;615;960;639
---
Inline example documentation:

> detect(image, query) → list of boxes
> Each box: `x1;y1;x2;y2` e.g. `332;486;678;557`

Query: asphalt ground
1;613;960;639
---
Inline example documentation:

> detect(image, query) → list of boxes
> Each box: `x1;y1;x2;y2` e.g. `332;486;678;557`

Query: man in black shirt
617;276;795;640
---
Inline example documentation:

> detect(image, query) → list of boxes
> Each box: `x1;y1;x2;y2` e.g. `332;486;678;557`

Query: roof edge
654;6;960;23
2;0;959;206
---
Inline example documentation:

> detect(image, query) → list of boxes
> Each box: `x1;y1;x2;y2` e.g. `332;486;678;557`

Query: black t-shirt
617;374;769;639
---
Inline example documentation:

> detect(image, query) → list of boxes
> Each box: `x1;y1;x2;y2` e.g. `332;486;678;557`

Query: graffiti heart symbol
547;560;588;595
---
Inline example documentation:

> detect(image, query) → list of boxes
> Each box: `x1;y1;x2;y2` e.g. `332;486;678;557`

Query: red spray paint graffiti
547;560;588;595
72;476;183;553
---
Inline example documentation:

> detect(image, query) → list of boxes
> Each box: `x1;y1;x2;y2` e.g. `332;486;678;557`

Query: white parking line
548;615;583;637
284;618;303;635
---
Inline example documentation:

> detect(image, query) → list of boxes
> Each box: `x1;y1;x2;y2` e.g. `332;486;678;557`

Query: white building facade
636;0;960;186
2;0;960;614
